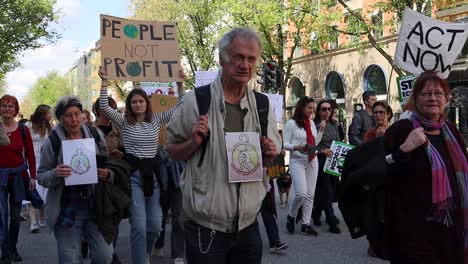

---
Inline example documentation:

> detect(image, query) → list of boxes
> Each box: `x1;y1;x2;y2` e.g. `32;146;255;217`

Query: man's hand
191;115;209;146
55;164;72;178
261;137;277;166
400;127;426;153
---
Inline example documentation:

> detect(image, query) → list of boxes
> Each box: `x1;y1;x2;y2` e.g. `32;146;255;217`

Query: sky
6;0;131;101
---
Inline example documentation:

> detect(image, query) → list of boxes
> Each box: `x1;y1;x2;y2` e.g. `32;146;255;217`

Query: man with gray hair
166;27;281;263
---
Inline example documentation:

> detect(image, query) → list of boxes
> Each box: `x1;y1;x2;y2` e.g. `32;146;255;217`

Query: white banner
397;74;416;105
262;93;283;123
394;8;468;79
62;138;98;186
195;70;219;87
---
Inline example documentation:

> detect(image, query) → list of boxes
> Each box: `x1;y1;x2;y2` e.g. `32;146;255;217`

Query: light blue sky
7;0;130;100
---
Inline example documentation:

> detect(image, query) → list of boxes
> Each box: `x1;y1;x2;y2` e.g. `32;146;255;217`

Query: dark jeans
259;199;279;246
0;181;23;257
185;220;262;264
154;183;184;258
312;155;339;226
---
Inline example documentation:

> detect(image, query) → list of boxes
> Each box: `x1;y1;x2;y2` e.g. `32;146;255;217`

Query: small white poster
62;138;98;186
323;141;355;177
394;8;468;79
195;70;219;87
262;93;283;123
225;132;263;183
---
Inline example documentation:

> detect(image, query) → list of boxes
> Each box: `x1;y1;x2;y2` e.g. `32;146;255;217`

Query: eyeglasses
321;107;331;112
373;110;386;116
418;91;445;99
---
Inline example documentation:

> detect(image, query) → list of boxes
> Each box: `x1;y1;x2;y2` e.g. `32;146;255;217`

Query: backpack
194;84;270;167
48;126;102;164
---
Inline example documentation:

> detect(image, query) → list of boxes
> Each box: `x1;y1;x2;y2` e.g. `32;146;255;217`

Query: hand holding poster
62;138;98;186
100;15;181;82
323;141;354;177
394;8;468;79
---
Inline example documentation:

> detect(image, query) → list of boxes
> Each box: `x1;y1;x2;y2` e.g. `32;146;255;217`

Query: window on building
325;71;345;102
371;11;383;38
294;46;303;58
455;17;468;58
329;28;339;50
325;71;346;128
363;65;387;95
289;77;305;106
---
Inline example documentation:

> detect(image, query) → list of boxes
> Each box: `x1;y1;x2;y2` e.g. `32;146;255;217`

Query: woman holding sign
284;96;323;235
311;99;342;234
384;71;468;264
99;67;185;264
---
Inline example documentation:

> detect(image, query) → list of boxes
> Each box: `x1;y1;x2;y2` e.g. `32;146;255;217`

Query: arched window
363;65;387;95
289;77;305;106
325;71;345;102
325;71;346;128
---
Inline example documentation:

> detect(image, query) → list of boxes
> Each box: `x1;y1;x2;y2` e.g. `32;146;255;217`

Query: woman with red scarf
384;71;468;264
284;96;323;235
0;95;36;263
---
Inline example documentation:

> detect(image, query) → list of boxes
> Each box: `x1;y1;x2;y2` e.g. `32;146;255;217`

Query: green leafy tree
30;71;71;109
131;0;228;89
224;0;340;93
0;0;59;81
0;79;7;96
19;93;34;119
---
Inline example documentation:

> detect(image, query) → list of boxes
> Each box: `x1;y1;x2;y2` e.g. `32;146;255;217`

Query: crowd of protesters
0;27;467;264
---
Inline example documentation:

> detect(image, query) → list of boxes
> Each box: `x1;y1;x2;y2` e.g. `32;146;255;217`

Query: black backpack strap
194;84;212;167
254;91;269;138
19;123;29;169
48;126;102;165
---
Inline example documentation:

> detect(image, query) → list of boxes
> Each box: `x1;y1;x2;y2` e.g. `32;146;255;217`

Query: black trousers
312;155;339;226
184;220;262;264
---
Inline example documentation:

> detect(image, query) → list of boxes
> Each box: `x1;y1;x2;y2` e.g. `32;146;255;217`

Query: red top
0;125;36;180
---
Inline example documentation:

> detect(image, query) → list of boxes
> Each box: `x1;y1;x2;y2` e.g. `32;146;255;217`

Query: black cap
55;97;83;120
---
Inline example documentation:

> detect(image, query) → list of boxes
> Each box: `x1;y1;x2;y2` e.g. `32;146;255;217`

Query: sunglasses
321;107;331;112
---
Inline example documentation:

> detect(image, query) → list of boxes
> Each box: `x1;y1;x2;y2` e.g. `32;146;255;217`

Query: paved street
15;200;389;264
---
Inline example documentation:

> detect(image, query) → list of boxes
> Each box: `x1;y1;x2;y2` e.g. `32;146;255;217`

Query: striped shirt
100;88;183;158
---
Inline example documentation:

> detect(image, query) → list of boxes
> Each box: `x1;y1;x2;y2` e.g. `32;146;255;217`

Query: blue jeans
54;215;113;264
0;181;23;258
129;171;163;264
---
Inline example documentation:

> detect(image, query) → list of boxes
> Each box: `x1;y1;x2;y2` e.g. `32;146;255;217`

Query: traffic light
256;65;264;86
264;61;277;91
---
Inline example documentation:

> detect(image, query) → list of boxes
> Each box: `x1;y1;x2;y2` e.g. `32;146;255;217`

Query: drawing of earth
124;24;139;38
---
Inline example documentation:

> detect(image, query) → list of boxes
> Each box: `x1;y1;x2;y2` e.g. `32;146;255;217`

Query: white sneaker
38;219;46;228
173;258;185;264
30;222;40;233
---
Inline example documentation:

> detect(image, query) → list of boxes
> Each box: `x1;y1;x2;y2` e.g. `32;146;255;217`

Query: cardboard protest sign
266;154;286;180
195;70;219;87
100;15;181;82
397;74;416;105
394;8;468;79
323;141;354;177
226;132;263;183
62;138;98;186
150;94;178;145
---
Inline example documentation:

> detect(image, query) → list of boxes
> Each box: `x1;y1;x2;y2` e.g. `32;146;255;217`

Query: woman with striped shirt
99;67;185;264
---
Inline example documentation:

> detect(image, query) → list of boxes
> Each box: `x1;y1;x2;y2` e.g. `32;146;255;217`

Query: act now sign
100;15;181;82
394;8;468;79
